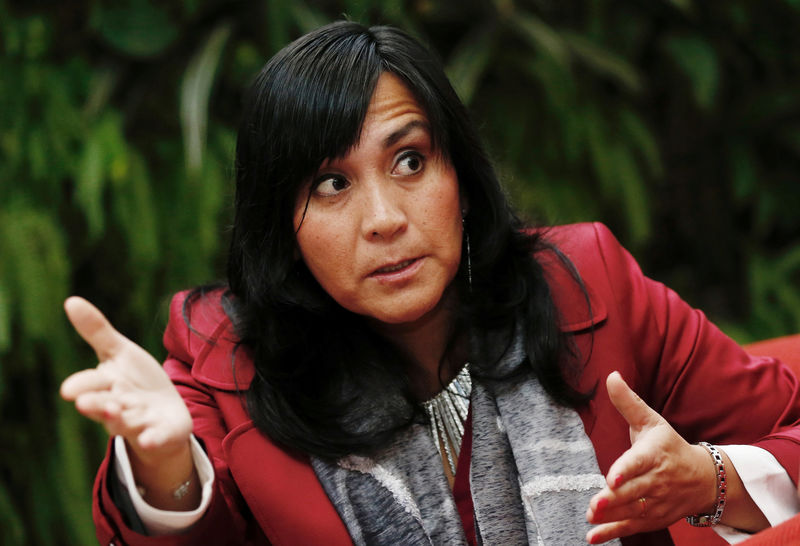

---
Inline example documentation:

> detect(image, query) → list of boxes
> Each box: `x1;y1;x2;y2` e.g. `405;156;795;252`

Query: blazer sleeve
588;222;800;484
92;291;267;546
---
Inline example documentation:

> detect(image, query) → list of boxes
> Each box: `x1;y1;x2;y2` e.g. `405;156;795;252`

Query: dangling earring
462;215;472;292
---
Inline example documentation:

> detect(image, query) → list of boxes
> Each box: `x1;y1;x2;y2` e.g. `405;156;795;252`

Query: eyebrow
382;119;431;150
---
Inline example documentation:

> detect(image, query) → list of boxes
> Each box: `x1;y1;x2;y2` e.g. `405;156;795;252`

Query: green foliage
90;0;179;58
181;23;232;176
2;1;799;543
663;35;719;110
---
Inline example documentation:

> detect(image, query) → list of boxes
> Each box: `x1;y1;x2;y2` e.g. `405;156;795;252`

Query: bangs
255;29;383;191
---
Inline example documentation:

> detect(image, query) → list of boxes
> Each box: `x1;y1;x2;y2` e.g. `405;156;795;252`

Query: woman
60;21;800;545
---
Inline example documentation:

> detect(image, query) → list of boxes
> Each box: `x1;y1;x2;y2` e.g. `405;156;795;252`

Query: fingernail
614;474;624;488
592;497;608;521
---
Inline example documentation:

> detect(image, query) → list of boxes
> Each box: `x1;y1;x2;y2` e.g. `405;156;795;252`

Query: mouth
370;258;419;276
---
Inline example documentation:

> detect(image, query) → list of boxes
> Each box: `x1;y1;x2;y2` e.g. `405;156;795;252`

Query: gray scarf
311;336;620;545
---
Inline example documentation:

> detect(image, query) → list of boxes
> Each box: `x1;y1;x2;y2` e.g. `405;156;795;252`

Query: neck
369;288;464;400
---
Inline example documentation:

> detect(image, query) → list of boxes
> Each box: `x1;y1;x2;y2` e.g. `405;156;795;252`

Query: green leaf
747;248;800;338
663;35;719;110
90;0;178;58
0;281;10;353
1;207;69;343
729;143;757;203
0;481;25;546
742;89;800;125
27;448;58;544
715;320;755;345
266;0;292;54
511;12;569;68
289;0;329;34
27;128;48;182
583;107;650;243
492;0;515;18
754;188;776;237
22;16;49;60
619;109;662;177
180;23;232;177
776;245;800;276
83;67;118;119
486;94;531;168
522;56;581;162
231;42;264;86
75;123;108;238
344;0;372;23
583;106;615;196
54;392;96;545
111;150;160;268
668;0;695;15
540;176;601;225
562;31;642;94
446;29;493;105
613;144;651;244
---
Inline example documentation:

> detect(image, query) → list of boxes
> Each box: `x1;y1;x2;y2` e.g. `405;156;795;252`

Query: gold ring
638;497;647;518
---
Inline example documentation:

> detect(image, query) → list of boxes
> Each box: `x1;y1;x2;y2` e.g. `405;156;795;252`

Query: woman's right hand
60;296;198;509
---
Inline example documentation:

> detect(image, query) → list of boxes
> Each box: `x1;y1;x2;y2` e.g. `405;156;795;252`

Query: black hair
220;21;588;459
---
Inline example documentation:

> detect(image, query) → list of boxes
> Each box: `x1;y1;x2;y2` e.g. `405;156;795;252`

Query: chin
366;305;431;325
366;290;452;327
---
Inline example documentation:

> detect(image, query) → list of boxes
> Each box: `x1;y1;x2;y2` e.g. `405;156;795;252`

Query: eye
313;175;350;197
393;151;424;176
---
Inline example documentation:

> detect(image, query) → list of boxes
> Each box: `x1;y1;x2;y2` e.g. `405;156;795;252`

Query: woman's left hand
585;371;717;544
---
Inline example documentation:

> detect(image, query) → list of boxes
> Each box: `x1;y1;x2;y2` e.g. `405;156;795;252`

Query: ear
460;191;469;218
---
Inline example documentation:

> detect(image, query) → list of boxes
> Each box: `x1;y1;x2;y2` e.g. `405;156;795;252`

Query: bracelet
686;442;727;527
172;478;193;500
136;477;193;501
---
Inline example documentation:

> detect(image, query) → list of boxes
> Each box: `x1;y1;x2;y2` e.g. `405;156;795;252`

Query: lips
369;257;421;277
374;259;416;274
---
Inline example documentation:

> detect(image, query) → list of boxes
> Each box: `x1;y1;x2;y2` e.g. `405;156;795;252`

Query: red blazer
92;222;800;545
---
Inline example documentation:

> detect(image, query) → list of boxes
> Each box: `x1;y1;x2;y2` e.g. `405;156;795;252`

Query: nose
361;180;407;241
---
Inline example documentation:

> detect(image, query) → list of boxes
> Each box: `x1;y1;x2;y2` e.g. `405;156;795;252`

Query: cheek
297;227;332;271
427;179;464;270
295;219;353;291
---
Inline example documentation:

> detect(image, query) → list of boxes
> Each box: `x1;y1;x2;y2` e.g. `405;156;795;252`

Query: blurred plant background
2;0;799;543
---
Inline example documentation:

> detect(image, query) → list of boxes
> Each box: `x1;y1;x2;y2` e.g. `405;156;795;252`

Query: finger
74;387;145;415
587;519;643;545
60;368;113;400
588;494;653;525
587;481;642;520
604;445;657;489
64;296;126;361
606;371;660;431
74;391;124;422
73;393;146;436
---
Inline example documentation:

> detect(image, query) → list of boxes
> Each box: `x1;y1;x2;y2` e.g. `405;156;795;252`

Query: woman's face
293;72;464;326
